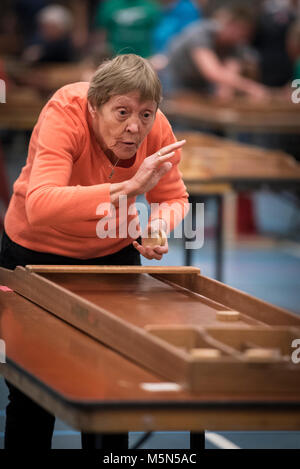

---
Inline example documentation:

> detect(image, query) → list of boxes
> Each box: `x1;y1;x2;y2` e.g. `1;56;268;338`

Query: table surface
176;131;300;186
161;93;300;133
0;62;92;130
0;88;45;130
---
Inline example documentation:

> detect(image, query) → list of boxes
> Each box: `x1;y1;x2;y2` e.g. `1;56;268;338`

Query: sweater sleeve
145;113;189;233
25;101;111;227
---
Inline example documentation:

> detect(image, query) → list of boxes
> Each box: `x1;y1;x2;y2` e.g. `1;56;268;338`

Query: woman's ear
88;102;96;117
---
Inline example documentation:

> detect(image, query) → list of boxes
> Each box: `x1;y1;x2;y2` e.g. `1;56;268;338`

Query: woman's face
89;91;157;160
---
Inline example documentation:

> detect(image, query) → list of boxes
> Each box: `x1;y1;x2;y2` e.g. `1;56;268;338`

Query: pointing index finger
158;139;186;156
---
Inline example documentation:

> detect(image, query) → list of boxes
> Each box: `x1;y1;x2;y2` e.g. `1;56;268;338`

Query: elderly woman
0;54;188;449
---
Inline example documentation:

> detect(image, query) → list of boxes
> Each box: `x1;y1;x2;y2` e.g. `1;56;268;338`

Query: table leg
190;431;205;450
81;432;128;450
184;195;198;266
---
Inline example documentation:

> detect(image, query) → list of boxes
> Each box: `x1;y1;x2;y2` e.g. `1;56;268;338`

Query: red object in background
236;193;257;235
0;58;11;86
0;59;5;81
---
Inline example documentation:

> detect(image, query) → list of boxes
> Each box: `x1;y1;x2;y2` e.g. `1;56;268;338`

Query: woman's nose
126;118;139;133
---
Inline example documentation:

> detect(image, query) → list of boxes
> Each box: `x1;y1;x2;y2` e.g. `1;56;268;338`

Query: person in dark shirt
253;0;296;86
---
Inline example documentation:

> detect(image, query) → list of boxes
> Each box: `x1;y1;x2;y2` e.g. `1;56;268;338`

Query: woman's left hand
132;219;168;260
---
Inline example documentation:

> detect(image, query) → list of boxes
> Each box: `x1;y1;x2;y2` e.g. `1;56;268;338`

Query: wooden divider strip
25;265;201;274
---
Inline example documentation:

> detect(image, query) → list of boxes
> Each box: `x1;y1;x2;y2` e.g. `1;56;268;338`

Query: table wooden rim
3;359;300;410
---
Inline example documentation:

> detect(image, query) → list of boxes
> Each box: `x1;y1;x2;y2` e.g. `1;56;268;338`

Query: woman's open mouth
120;141;137;150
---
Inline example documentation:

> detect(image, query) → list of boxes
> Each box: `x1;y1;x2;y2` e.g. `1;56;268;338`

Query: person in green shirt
95;0;161;58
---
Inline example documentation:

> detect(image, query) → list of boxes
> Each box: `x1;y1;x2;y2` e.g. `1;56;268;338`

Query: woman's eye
118;109;127;117
143;112;151;119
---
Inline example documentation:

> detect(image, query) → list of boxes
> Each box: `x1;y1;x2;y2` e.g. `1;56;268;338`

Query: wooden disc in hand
142;229;167;248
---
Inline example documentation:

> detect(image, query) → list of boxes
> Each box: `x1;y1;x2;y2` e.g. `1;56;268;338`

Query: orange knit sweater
4;82;188;259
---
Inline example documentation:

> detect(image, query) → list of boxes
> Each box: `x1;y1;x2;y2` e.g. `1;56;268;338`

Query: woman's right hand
127;139;186;196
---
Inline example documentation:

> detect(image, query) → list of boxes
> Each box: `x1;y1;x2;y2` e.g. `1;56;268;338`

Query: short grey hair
88;54;162;109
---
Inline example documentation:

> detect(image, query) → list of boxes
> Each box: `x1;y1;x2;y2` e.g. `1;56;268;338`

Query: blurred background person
150;0;206;73
164;5;270;99
21;4;75;64
153;0;204;55
2;1;99;58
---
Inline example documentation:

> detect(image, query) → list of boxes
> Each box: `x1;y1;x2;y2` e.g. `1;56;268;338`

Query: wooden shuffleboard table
0;266;299;447
161;92;300;135
0;88;45;131
0;62;93;131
